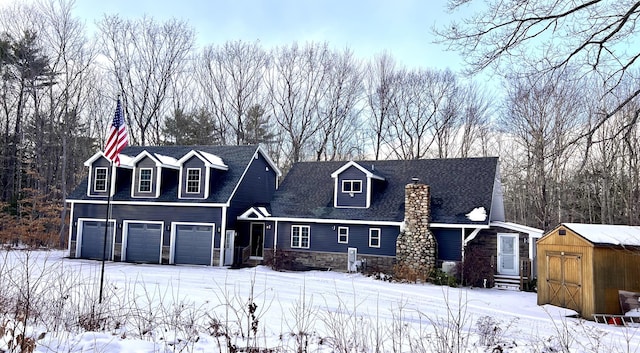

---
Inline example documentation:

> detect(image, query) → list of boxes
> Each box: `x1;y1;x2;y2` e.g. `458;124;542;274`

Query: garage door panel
125;223;162;264
174;225;213;265
80;221;114;260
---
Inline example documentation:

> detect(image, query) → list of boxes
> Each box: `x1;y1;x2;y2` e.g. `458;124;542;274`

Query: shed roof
563;223;640;246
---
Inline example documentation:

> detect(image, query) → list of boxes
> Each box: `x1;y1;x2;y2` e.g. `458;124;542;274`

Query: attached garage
172;223;214;265
537;223;640;319
79;219;115;260
123;222;163;264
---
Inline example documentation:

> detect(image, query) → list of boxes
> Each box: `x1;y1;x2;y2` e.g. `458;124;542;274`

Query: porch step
494;274;524;291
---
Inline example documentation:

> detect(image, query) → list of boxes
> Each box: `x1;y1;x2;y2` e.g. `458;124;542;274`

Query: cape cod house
66;145;280;266
67;147;542;289
237;157;543;289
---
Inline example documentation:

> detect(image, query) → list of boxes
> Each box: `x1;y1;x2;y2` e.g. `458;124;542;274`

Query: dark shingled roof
67;145;260;204
270;157;498;225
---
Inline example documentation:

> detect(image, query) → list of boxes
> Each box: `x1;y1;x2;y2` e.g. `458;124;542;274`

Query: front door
497;233;519;276
250;222;264;258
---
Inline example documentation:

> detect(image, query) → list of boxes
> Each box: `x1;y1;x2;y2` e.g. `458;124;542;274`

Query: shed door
546;252;582;313
125;222;162;264
174;224;214;265
80;220;114;260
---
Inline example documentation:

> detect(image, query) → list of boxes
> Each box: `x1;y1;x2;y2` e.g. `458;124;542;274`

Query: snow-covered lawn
0;249;638;352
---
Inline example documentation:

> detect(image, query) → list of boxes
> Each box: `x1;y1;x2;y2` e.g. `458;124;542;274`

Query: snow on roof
154;153;179;168
118;154;134;168
563;223;640;246
466;207;487;222
198;151;228;170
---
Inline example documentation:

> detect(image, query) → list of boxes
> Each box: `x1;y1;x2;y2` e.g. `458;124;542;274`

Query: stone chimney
395;182;437;280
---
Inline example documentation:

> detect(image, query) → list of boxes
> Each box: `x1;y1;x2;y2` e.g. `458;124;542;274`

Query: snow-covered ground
1;250;638;352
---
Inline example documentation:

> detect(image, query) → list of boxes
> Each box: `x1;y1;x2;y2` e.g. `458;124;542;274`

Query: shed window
186;168;201;194
94;167;108;192
138;168;152;192
291;225;310;249
342;180;362;193
338;226;349;244
369;228;381;248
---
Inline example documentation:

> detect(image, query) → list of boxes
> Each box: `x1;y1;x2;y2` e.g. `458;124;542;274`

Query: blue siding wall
275;221;398;257
433;228;462;261
227;152;277;228
71;203;223;248
335;166;368;208
181;156;206;198
88;157;111;196
132;157;157;197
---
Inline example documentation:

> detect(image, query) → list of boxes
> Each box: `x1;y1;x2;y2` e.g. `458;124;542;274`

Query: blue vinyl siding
226;152;277;229
275;222;398;256
132;157;157;197
181;157;206;198
89;157;111;196
71;203;223;248
433;228;463;261
335;166;368;208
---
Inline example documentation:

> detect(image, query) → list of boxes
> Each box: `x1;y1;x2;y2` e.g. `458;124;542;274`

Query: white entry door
497;233;519;276
224;230;235;266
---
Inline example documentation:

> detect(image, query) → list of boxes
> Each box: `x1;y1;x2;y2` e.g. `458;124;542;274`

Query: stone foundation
264;248;395;274
395;183;437;280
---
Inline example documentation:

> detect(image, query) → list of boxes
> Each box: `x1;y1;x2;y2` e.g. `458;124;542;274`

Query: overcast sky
68;0;472;72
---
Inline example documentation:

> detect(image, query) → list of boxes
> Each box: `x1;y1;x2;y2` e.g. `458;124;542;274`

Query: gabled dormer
83;151;133;197
330;161;385;208
130;150;180;198
177;150;229;199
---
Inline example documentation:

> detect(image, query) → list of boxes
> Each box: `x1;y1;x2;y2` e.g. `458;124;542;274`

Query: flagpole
99;160;113;304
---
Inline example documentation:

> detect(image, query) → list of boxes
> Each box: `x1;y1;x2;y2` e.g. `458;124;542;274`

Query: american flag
104;97;128;165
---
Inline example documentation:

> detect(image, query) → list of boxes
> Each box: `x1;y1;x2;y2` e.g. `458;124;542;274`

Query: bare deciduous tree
98;15;195;145
196;40;269;145
437;0;640;140
267;41;330;166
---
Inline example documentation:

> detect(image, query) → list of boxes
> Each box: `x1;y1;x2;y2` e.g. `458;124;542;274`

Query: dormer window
138;168;152;193
186;168;201;194
342;180;362;194
94;167;108;192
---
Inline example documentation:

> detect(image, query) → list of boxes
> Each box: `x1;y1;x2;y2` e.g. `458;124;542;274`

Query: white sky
68;0;471;72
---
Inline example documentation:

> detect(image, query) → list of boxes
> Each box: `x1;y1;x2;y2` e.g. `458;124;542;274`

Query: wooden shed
537;223;640;319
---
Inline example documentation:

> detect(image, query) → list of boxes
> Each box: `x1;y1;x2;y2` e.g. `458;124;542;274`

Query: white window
94;167;108;192
342;180;362;193
291;225;310;249
337;226;349;244
186;168;201;194
138;168;152;192
369;228;381;248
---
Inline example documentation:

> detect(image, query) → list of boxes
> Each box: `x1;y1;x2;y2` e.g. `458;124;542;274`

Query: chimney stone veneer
395;183;437;278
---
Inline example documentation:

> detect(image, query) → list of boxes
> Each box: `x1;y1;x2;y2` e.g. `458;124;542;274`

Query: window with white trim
369;228;381;248
94;167;107;192
342;180;362;193
186;168;201;194
337;226;349;244
138;168;152;192
291;225;310;249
